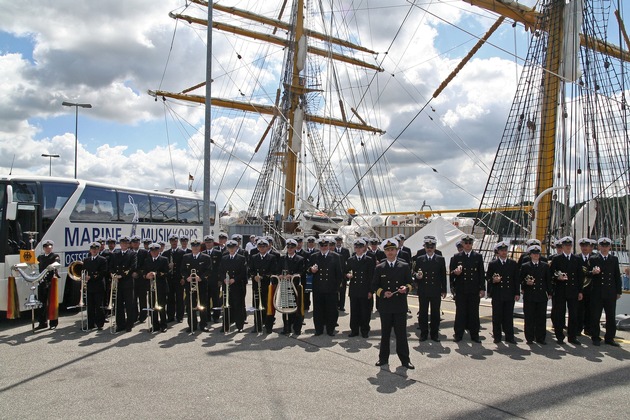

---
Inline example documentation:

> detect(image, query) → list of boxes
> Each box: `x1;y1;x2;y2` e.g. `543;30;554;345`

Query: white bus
0;176;218;315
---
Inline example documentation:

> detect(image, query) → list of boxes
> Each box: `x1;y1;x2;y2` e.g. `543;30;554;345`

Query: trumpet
554;270;567;281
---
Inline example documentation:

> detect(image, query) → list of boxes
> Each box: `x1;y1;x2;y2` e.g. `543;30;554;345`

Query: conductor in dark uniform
180;239;212;332
36;239;60;330
142;243;169;333
519;245;551;344
373;238;414;369
112;236;138;332
449;234;485;343
345;239;374;338
309;238;343;336
588;237;622;346
549;236;584;345
82;241;108;330
486;241;520;344
413;236;447;342
218;240;248;331
279;239;306;335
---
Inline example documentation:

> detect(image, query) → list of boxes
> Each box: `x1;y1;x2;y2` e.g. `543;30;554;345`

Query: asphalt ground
1;292;629;420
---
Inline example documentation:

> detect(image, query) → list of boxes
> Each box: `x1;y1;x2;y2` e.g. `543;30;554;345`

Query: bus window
177;199;200;224
12;182;37;203
70;186;118;222
118;192;150;223
150;195;176;223
10;204;38;250
42;182;77;236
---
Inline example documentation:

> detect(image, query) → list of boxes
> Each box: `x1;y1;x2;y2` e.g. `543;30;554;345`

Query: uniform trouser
103;277;112;317
207;279;221;321
226;285;246;330
378;312;410;363
149;280;168;331
167;277;184;322
418;294;441;338
349;296;372;335
185;282;208;330
135;279;149;321
338;283;347;310
284;312;304;334
552;292;578;340
491;298;516;340
523;299;547;342
304;291;312;311
116;285;136;330
313;292;338;334
36;281;58;327
590;296;616;342
454;293;481;339
577;287;592;334
87;290;105;328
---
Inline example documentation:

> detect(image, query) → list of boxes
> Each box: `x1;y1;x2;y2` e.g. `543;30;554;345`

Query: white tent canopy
405;216;466;265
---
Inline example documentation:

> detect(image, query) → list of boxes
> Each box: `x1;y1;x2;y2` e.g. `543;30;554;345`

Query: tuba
273;270;300;314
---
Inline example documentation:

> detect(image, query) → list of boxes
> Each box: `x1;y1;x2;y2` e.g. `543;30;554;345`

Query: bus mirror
6;202;17;220
6;184;17;220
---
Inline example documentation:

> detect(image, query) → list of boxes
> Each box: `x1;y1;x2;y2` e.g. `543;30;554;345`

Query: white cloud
0;0;533;214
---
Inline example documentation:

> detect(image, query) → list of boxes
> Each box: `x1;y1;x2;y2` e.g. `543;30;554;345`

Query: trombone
67;261;88;331
106;273;118;334
188;269;205;333
222;273;231;333
144;272;163;332
253;271;264;332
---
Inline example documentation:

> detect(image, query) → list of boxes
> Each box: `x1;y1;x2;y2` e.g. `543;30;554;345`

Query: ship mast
149;0;384;220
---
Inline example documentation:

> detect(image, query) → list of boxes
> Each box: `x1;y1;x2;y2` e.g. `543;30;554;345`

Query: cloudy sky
1;0;556;214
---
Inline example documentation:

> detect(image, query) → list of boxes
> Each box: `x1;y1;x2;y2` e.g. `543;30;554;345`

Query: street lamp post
41;153;60;176
62;101;92;179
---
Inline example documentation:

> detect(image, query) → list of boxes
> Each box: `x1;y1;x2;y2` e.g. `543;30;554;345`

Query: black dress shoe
49;325;57;330
362;333;369;338
419;336;428;342
471;337;482;343
402;362;415;370
348;332;359;337
35;324;47;330
161;328;167;333
493;338;502;344
375;360;388;367
453;336;462;343
592;340;601;346
568;338;581;346
537;340;547;345
605;340;620;347
293;331;301;336
557;339;565;345
430;336;440;342
327;332;336;337
314;332;323;336
526;340;534;344
201;327;210;332
506;339;517;344
126;327;132;332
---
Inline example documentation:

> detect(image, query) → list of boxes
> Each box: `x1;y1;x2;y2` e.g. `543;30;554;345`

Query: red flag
47;277;59;321
6;276;20;319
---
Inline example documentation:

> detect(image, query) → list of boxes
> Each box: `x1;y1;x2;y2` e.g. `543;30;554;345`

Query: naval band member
82;242;108;330
35;239;60;330
279;239;306;335
413;236;447;342
143;243;169;333
588;237;622;347
112;236;138;332
309;238;343;336
486;241;520;344
180;239;212;332
345;239;374;338
519;245;551;344
449;234;485;343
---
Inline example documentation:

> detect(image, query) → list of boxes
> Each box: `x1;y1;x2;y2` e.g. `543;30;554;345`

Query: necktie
390;262;394;268
534;263;538;267
603;256;607;261
153;258;157;262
